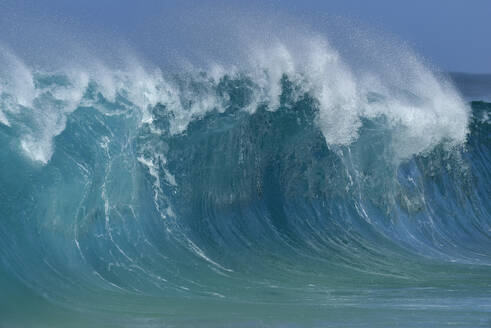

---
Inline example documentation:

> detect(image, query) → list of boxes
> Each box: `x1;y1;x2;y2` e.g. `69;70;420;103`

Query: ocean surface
0;20;490;327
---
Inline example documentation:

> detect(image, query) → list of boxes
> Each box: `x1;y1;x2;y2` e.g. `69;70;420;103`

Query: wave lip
0;32;469;164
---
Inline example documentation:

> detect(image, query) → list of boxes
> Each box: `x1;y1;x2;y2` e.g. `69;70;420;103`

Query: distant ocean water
0;19;490;328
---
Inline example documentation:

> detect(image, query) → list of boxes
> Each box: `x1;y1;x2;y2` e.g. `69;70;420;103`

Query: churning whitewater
0;13;490;328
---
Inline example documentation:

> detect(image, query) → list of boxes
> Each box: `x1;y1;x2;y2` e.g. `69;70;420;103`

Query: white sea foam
238;35;468;159
0;25;469;164
0;48;37;126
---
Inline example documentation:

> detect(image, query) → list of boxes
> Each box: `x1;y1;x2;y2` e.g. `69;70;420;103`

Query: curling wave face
0;30;490;327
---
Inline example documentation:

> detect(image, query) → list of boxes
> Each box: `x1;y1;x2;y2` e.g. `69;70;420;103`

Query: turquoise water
0;23;490;327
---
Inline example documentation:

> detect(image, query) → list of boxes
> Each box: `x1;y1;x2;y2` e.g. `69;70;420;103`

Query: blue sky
1;0;490;73
287;0;491;73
